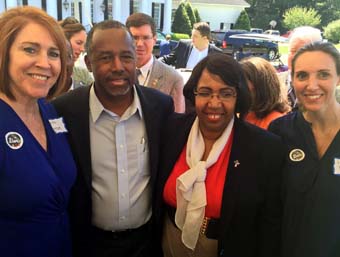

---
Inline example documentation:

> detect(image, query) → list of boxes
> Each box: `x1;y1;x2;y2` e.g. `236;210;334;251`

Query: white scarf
175;116;234;249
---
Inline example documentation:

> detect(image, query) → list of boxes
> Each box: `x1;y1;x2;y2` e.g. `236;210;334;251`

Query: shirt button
121;193;126;198
120;144;124;149
120;216;126;220
121;169;125;173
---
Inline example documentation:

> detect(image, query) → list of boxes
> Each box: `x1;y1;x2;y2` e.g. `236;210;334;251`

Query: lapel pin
234;160;240;167
289;149;305;162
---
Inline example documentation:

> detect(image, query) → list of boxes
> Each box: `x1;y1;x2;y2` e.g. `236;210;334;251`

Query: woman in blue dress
0;6;76;257
269;42;340;257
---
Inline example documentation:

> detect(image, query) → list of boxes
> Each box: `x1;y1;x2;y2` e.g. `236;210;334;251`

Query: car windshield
211;32;224;41
157;31;166;40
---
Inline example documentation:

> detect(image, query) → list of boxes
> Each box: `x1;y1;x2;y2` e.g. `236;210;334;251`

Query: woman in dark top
269;41;340;257
155;53;285;257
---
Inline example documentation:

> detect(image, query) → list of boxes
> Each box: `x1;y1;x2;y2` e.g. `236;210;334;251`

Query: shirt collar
138;56;154;77
192;45;209;55
90;84;143;123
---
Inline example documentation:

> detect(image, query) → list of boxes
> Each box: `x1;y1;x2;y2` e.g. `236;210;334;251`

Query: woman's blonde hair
0;6;67;100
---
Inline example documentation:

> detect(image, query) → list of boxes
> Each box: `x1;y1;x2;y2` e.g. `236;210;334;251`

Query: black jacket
159;39;222;69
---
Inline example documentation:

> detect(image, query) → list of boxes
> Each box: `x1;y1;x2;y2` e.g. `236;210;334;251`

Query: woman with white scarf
154;53;285;257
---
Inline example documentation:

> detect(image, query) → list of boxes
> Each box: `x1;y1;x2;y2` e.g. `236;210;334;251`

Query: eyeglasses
132;35;154;42
194;88;237;101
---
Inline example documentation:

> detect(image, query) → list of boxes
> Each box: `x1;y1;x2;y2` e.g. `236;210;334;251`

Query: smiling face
8;22;61;102
85;27;136;108
195;69;237;139
70;30;87;61
293;51;340;114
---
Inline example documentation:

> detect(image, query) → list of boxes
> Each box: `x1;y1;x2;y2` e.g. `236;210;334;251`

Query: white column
46;1;58;19
82;0;92;31
163;0;172;33
0;0;6;12
93;0;104;23
5;0;17;9
27;0;41;8
73;0;80;21
138;0;149;14
111;0;121;21
120;0;130;23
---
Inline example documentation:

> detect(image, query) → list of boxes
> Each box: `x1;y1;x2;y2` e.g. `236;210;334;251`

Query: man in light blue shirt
53;20;174;257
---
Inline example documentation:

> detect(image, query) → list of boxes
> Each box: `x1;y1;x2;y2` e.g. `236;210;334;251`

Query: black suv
211;30;279;60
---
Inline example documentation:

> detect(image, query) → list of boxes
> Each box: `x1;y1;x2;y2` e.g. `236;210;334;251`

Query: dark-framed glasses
132;35;154;42
194;87;237;101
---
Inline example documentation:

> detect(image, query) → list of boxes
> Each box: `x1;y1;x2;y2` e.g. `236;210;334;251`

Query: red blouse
245;111;285;130
163;130;234;218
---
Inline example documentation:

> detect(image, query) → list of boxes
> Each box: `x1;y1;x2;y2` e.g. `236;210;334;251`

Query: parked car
264;30;280;36
211;29;248;48
250;28;263;34
153;30;178;57
211;30;279;60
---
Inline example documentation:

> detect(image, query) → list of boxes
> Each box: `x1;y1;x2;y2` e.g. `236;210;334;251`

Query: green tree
324;19;340;43
314;2;340;28
245;0;339;32
194;8;201;22
185;1;196;28
234;10;251;30
283;7;321;30
172;2;192;36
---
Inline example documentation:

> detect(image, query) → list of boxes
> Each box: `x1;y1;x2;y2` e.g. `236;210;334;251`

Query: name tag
334;158;340;175
49;117;68;134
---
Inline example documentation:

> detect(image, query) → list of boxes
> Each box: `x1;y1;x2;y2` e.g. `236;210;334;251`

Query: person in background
159;34;172;57
240;57;290;129
269;41;340;257
57;40;76;94
59;17;87;62
52;20;174;257
155;53;285;257
287;26;322;109
0;6;76;257
160;22;221;69
126;12;185;113
59;17;93;88
336;84;340;102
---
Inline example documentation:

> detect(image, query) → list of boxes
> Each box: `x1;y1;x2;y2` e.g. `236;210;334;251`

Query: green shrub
324;19;340;43
185;1;196;28
194;8;201;22
234;10;251;31
171;33;190;41
172;2;192;35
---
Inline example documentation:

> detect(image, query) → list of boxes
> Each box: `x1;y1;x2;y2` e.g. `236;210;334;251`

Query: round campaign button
289;149;305;162
5;132;24;150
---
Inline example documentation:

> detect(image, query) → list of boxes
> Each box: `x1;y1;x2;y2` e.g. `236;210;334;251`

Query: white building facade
0;0;173;33
172;0;250;31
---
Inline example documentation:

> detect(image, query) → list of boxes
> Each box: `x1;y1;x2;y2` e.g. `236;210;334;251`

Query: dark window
41;0;46;11
79;1;83;23
160;3;164;31
57;0;62;20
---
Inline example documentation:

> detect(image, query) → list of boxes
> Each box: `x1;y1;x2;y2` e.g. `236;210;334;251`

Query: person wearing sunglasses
154;53;286;257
